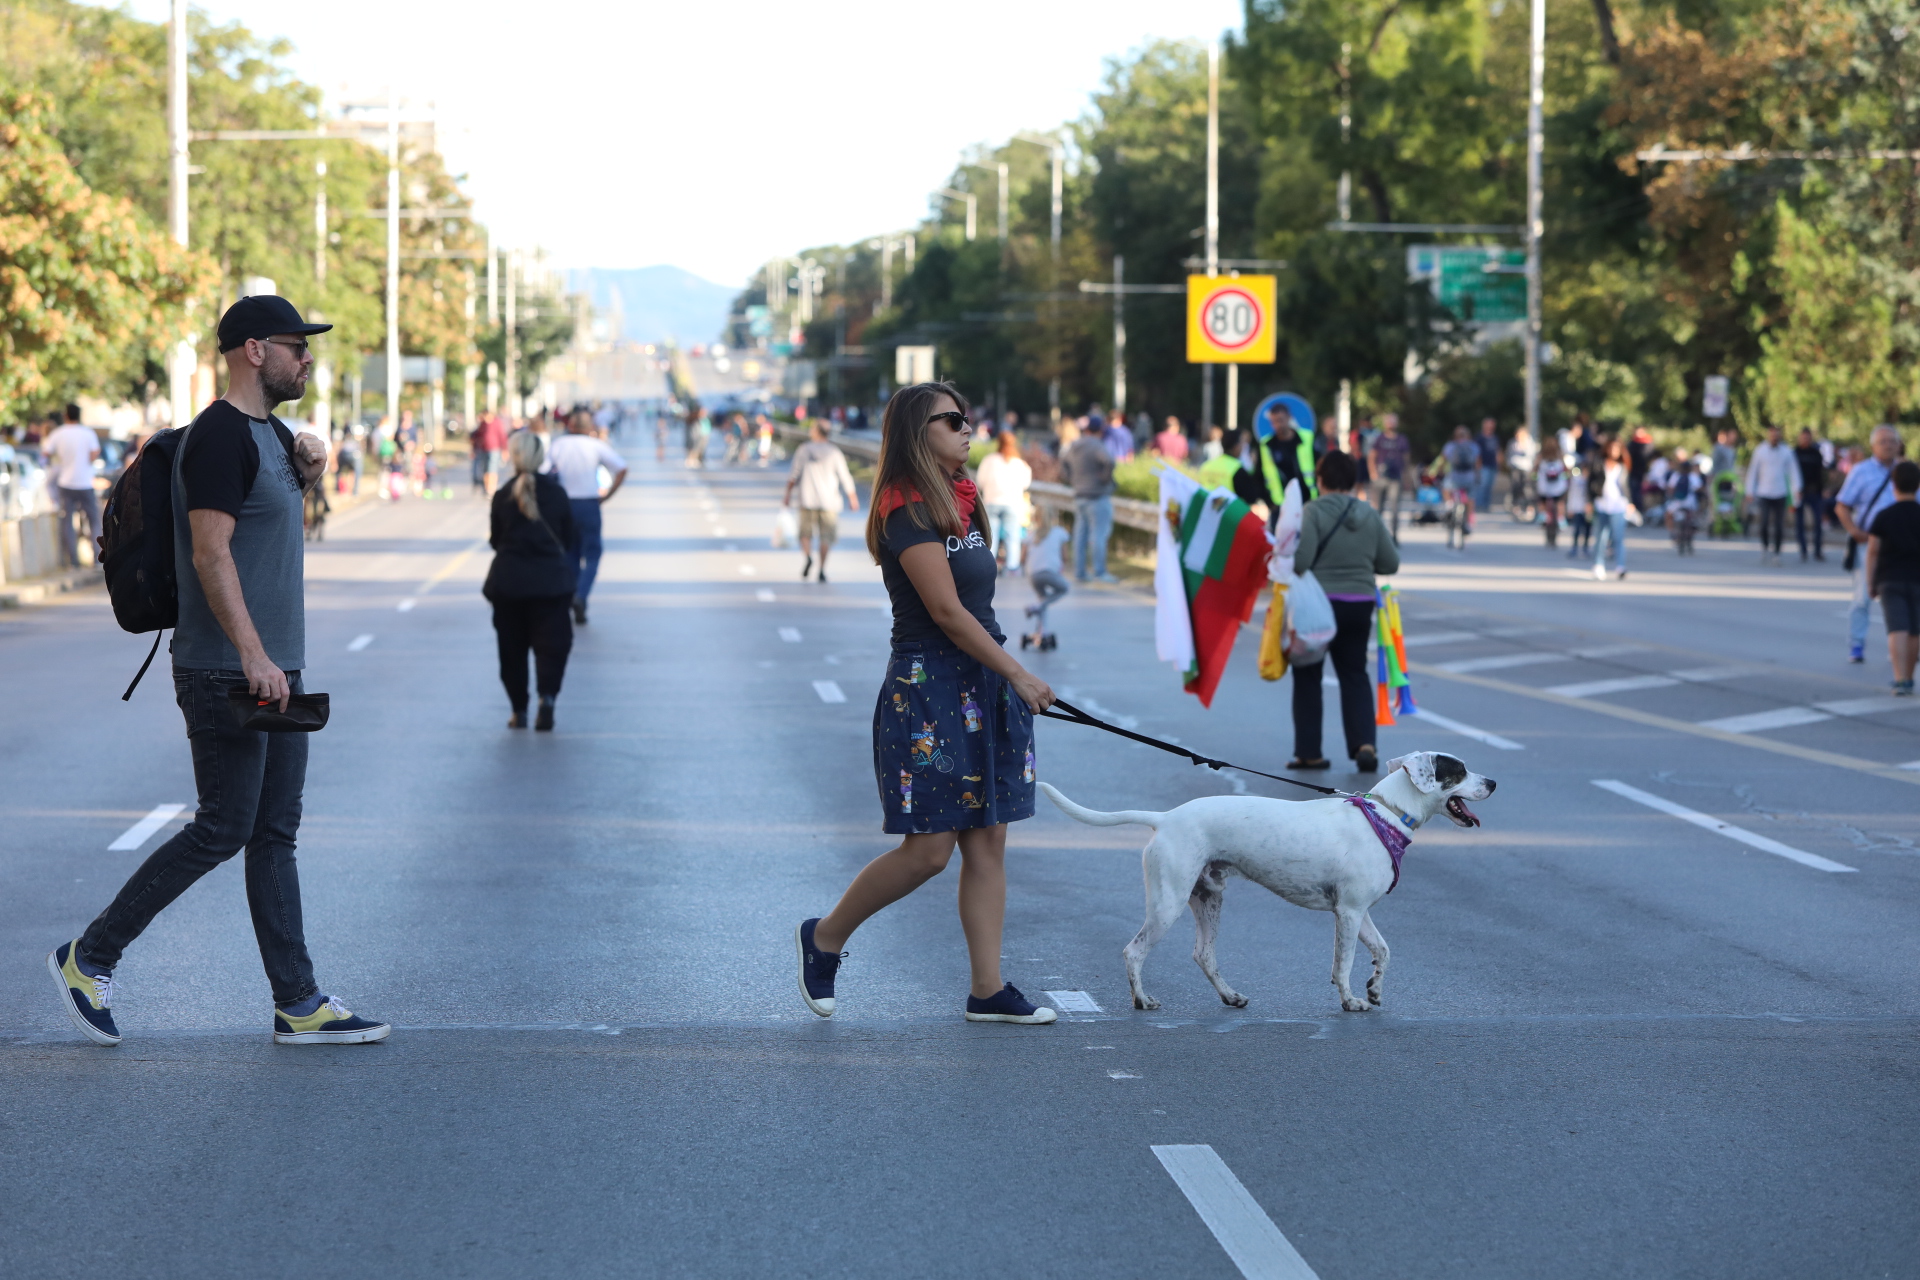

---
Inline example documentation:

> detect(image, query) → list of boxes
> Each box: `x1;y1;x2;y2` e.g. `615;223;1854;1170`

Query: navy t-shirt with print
879;501;1004;646
1869;501;1920;585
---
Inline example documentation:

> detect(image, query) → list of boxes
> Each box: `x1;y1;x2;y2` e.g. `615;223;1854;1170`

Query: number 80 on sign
1186;274;1277;364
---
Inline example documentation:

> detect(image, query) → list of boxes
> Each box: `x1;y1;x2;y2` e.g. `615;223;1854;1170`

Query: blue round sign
1251;392;1315;442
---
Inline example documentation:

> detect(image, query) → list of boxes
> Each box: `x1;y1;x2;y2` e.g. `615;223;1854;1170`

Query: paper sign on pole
895;345;935;386
1187;275;1276;364
1703;375;1729;419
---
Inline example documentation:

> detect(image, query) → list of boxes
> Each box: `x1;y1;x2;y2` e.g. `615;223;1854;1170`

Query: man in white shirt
1745;424;1800;564
545;410;628;623
783;421;860;582
44;404;101;569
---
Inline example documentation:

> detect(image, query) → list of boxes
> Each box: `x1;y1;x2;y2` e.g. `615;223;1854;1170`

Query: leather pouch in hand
227;688;330;732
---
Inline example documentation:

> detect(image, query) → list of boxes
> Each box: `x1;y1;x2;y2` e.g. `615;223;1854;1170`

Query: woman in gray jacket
1290;449;1400;772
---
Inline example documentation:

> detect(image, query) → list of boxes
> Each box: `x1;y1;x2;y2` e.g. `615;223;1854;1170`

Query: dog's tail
1038;781;1164;829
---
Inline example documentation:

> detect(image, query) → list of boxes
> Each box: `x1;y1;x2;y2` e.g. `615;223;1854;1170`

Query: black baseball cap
217;295;332;352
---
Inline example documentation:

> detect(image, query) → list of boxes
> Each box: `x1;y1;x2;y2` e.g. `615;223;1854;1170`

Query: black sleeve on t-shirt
177;402;262;517
883;503;948;554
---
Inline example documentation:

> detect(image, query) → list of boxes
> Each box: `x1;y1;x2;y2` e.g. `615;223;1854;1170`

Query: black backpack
99;427;183;699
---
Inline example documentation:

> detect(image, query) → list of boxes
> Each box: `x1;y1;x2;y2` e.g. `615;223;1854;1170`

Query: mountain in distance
566;265;738;347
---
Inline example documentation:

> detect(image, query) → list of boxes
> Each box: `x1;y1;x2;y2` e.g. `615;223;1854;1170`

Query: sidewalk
0;564;101;610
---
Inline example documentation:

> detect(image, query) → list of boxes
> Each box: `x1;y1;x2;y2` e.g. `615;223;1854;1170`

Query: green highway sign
1406;245;1526;324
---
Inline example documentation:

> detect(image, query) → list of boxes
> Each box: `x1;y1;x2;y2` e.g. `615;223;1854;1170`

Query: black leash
1037;699;1349;797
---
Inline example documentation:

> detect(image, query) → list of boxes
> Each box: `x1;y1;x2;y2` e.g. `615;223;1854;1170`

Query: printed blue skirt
873;644;1036;835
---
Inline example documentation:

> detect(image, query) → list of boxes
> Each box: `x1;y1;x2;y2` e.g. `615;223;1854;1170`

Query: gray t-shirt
170;401;306;672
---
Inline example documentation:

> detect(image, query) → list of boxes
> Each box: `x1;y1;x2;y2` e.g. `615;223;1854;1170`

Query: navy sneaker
795;918;843;1018
48;940;120;1046
1850;643;1865;663
965;983;1058;1025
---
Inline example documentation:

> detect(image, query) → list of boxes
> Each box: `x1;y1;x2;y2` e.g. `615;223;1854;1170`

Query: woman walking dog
796;383;1059;1025
483;431;576;731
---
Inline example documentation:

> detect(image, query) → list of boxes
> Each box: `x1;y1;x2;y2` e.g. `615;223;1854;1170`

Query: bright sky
126;1;1242;287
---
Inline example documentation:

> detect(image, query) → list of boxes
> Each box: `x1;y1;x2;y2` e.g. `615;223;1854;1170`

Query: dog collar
1350;796;1413;893
1363;793;1421;831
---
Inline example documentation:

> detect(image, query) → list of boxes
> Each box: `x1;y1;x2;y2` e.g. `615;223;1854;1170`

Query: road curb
0;566;103;610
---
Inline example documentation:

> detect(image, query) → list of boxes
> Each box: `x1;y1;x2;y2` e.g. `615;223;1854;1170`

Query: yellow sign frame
1187;274;1277;364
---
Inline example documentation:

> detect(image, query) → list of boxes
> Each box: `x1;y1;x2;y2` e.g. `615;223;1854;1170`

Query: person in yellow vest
1197;428;1272;512
1253;402;1317;521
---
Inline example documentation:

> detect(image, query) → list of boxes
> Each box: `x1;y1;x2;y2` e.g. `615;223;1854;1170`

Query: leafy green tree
0;92;210;421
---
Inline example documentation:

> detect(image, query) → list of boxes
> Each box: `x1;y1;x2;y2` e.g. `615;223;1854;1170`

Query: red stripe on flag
1183;511;1271;707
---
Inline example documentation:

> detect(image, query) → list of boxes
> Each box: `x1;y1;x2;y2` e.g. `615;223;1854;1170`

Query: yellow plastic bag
1258;583;1288;681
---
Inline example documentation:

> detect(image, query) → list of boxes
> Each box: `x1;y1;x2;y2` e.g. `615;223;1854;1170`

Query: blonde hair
507;430;545;521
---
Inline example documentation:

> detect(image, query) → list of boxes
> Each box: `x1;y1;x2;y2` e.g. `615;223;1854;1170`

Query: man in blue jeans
545;409;628;624
1059;418;1118;582
49;295;389;1047
1838;425;1907;662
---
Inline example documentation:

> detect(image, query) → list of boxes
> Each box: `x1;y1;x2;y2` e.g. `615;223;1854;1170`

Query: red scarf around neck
878;475;977;534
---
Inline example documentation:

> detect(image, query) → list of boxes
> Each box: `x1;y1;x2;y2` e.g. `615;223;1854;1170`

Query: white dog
1039;751;1496;1013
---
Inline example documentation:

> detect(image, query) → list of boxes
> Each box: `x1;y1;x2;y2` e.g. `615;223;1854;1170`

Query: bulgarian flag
1155;469;1273;707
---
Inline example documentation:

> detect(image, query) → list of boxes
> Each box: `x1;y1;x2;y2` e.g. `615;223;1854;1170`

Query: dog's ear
1432;754;1468;789
1383;752;1442;793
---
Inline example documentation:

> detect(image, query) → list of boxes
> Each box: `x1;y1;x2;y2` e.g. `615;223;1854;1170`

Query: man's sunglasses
926;410;972;432
259;338;313;357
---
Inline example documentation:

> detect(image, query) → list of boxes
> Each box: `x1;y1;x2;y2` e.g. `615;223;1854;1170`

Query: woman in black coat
484;431;578;730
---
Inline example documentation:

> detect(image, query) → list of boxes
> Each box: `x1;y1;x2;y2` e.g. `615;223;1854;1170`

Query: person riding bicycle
1535;435;1570;547
1441;424;1482;547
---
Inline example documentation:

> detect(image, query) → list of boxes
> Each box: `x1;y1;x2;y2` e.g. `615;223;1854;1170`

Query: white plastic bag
772;506;798;548
1283;569;1336;666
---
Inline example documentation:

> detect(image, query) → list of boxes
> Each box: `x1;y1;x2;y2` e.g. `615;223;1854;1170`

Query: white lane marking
1901;760;1920;771
108;804;187;852
1153;1145;1321;1280
756;589;776;602
1591;780;1857;873
1482;624;1555;637
1439;652;1570;673
397;598;416;612
1045;990;1103;1012
1406;707;1525;750
1548;675;1679;698
779;627;802;643
1109;1070;1142;1079
812;680;847;703
738;564;757;575
1699;707;1832;734
347;634;374;652
1814;695;1920;717
712;526;729;536
1400;630;1479;648
1670;665;1755;682
1570;643;1648;659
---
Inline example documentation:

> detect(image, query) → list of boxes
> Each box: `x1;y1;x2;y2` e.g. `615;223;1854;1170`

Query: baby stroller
1708;473;1746;539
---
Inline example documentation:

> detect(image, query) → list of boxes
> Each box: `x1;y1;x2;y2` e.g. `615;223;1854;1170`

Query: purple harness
1348;796;1412;892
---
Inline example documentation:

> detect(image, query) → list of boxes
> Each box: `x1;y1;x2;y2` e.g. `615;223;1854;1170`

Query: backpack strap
121;631;163;702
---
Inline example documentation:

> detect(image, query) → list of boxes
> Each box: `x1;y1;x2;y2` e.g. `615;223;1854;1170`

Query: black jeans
1758;496;1787;554
1291;599;1376;762
80;668;316;1005
1795;498;1824;557
493;594;573;709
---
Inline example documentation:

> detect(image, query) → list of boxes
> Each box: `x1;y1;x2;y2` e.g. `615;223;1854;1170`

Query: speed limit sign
1186;274;1277;364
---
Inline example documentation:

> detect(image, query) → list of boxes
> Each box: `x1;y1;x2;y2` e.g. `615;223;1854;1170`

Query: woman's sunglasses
926;410;972;433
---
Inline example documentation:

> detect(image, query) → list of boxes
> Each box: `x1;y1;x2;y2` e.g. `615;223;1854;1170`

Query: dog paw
1341;997;1372;1013
1219;992;1249;1009
1133;995;1160;1011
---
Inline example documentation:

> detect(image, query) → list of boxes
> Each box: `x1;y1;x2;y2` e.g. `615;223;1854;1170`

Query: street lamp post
965;162;1008;242
486;230;499;413
1523;0;1545;447
1013;132;1065;425
385;86;401;426
936;188;977;241
1204;40;1220;435
167;0;192;429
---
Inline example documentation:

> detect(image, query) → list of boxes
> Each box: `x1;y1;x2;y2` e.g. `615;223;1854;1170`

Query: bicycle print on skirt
873;645;1036;835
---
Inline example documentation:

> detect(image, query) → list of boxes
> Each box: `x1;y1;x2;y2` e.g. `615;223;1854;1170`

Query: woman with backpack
1288;450;1400;774
794;382;1059;1026
483;430;577;731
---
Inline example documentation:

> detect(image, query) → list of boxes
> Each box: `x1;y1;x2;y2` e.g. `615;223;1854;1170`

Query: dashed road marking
397;598;416;612
779;627;802;643
1153;1144;1321;1280
1548;674;1679;698
812;680;847;703
1901;760;1920;771
1438;652;1568;673
1400;630;1479;648
347;634;374;652
738;564;757;576
1569;643;1648;659
1814;695;1920;717
1698;707;1831;734
1407;706;1524;750
756;589;775;602
1045;990;1103;1012
1591;780;1857;873
1670;665;1755;682
1109;1070;1142;1079
108;804;187;852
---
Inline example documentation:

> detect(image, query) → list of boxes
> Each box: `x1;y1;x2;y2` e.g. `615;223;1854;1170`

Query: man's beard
261;360;308;407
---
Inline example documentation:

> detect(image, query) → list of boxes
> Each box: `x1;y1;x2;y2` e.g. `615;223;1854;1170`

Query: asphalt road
3;436;1916;1279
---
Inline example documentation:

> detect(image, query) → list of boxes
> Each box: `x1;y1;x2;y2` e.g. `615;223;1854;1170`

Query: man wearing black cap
49;295;390;1048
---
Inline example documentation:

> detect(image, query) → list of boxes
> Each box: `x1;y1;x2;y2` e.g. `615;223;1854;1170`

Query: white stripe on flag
1182;491;1230;576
